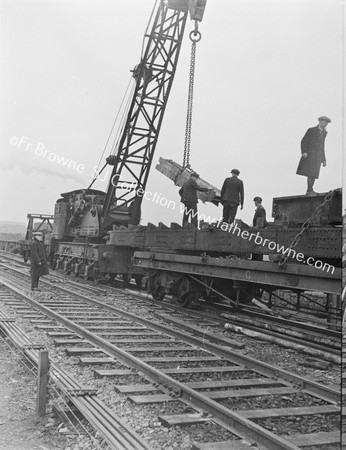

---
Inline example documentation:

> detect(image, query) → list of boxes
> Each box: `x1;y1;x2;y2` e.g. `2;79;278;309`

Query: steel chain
278;189;335;268
183;31;198;168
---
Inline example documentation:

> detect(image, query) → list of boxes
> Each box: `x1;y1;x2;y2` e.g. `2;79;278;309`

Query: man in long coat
30;232;49;290
220;169;244;224
296;116;330;195
179;172;209;228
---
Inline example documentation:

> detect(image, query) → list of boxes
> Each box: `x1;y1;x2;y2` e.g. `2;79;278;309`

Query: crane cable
183;22;202;169
87;77;135;191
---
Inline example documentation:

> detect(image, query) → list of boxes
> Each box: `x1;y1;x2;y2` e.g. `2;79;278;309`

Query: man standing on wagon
296;116;331;196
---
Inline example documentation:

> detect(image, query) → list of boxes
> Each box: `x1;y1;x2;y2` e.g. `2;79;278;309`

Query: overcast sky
0;0;344;227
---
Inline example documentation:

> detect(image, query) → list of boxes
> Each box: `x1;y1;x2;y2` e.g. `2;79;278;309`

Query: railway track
127;289;341;361
0;265;341;450
0;251;341;359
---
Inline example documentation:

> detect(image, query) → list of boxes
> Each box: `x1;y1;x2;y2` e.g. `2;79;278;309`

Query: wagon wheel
122;273;130;288
238;287;261;304
151;286;166;301
106;273;117;286
134;274;143;289
93;275;100;285
175;292;198;308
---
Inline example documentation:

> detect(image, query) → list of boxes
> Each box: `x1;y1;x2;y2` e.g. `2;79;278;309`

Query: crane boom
102;0;206;230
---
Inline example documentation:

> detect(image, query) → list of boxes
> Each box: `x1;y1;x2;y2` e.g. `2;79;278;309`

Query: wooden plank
241;405;340;419
110;338;173;344
58;338;172;345
127;346;196;352
94;369;135;377
155;157;220;203
129;394;171;404
192;441;250;450
162;366;247;375
79;323;144;327
31;320;55;324
285;431;340;446
36;350;49;417
94;366;248;377
97;331;158;336
63;316;129;321
159;413;210;427
114;384;157;394
75;316;130;328
206;387;297;400
79;357;115;366
86;326;146;330
186;379;281;390
81;355;219;364
141;356;220;363
54;339;86;345
35;325;64;330
22;315;43;319
47;332;76;337
74;318;130;323
40;304;92;308
66;347;102;355
13;308;33;313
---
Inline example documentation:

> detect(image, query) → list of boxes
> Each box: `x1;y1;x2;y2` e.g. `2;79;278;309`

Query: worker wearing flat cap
179;172;209;228
253;197;267;228
296;116;331;196
30;232;49;291
220;169;244;224
251;196;268;261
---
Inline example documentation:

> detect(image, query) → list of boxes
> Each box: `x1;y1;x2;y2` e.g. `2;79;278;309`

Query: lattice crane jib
101;0;206;231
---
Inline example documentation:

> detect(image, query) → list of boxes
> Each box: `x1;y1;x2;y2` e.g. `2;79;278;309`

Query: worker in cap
296;116;331;196
220;169;244;225
318;116;331;123
251;196;268;261
30;231;49;291
253;197;267;228
179;171;209;228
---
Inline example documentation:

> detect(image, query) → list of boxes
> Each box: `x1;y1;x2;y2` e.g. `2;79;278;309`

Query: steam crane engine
52;0;207;280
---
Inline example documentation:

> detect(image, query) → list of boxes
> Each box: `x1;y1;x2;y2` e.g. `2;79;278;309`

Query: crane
52;0;207;280
101;0;207;230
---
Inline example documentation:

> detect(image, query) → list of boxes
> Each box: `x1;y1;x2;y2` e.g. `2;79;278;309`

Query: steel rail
0;260;107;297
3;251;341;343
0;303;153;450
229;307;341;338
154;311;341;365
0;273;302;450
1;267;340;403
4;260;341;355
123;287;341;362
